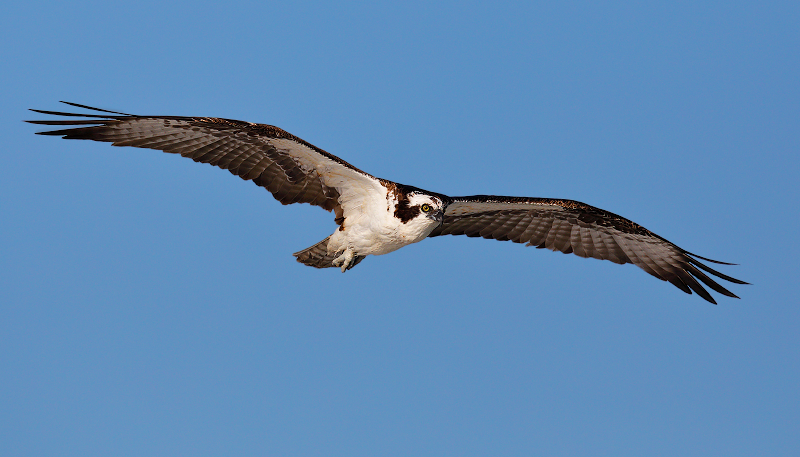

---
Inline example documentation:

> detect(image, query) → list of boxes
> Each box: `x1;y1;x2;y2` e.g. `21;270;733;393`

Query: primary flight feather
28;102;747;303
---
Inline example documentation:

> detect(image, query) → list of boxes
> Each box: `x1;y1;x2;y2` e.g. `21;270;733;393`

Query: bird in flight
28;102;746;303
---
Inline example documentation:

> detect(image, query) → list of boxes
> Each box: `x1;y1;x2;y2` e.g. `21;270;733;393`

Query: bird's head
390;183;448;242
406;192;445;225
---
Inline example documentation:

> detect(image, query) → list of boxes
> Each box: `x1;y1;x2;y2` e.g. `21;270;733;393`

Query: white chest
327;190;438;256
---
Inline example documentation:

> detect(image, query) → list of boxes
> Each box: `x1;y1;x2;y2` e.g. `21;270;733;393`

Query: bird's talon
332;249;355;273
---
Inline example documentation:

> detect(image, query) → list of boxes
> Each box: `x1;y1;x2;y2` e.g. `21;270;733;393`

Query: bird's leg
332;248;356;273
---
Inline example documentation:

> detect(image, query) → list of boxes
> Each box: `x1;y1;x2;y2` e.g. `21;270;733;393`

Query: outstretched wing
27;102;384;226
429;196;747;304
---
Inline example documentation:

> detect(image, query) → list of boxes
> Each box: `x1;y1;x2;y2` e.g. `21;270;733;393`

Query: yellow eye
421;204;432;213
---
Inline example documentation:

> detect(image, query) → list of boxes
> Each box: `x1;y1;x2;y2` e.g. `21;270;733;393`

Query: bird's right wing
28;102;386;226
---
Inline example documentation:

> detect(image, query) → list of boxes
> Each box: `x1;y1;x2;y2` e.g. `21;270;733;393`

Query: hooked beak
428;209;444;225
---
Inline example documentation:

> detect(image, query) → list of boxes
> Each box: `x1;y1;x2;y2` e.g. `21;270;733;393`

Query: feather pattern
429;196;747;304
28;102;379;223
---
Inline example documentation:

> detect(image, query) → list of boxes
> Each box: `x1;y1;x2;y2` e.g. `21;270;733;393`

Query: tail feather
293;236;365;270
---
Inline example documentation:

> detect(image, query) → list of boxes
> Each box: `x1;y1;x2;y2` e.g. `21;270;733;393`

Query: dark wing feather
27;102;379;221
429;196;747;304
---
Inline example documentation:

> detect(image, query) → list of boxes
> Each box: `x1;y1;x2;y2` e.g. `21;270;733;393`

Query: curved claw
332;248;356;273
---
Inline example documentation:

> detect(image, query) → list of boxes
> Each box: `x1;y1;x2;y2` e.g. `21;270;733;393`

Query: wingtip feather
59;101;131;115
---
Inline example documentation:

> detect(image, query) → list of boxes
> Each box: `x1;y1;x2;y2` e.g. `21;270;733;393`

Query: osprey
28;102;746;304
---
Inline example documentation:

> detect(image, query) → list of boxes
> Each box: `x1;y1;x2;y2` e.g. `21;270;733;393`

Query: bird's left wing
429;196;747;304
27;102;384;225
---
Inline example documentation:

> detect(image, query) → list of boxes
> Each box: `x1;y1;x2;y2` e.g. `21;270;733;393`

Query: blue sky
2;1;798;455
